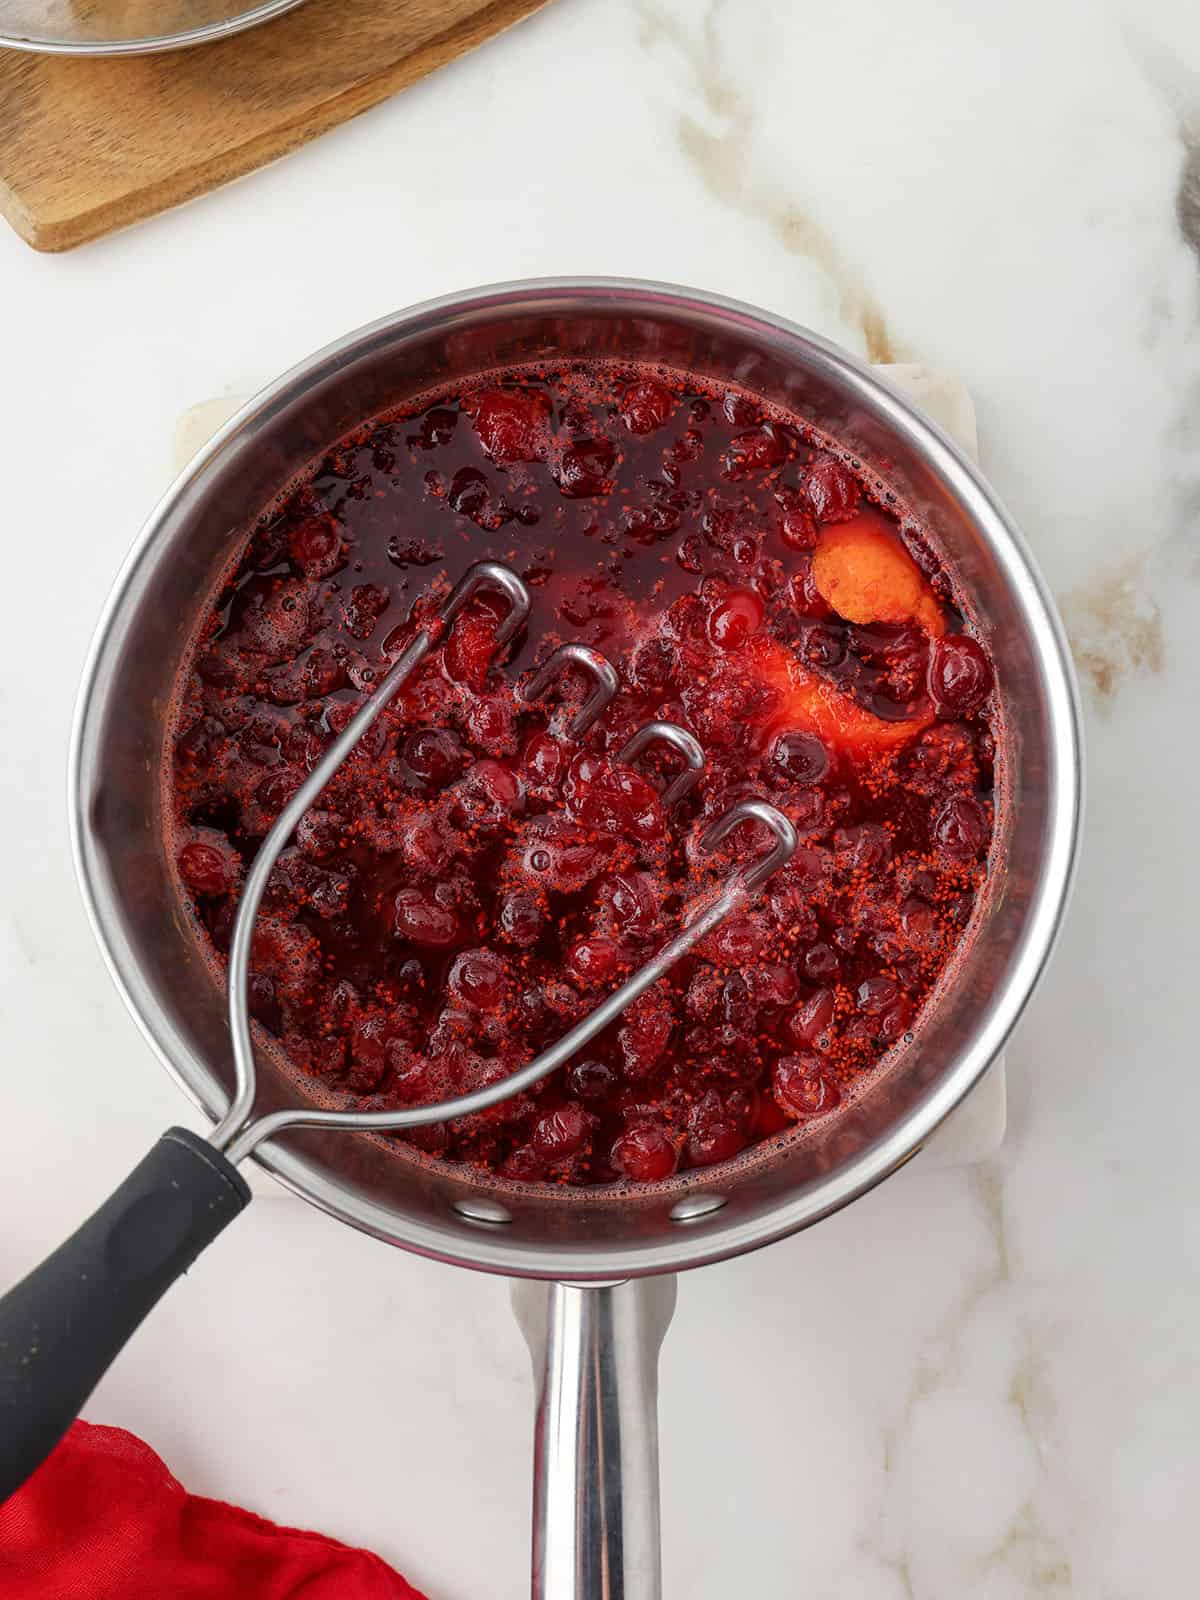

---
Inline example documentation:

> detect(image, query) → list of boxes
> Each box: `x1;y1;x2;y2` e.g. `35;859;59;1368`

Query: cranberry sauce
166;364;999;1187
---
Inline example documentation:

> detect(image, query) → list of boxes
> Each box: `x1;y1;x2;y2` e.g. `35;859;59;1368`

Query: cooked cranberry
557;439;616;498
786;988;836;1047
803;454;860;522
566;937;625;988
781;507;819;549
444;611;497;692
568;1059;618;1104
447;467;510;529
707;588;764;649
772;1054;840;1118
387;535;443;568
856;975;899;1015
565;752;662;843
876;999;913;1042
178;835;239;897
386;1040;434;1102
906;723;978;794
750;963;800;1008
532;1102;590;1161
295;809;342;861
932;794;989;862
619;379;674;434
769;731;829;787
501;1144;544;1181
516;817;609;893
618;991;673;1080
596;870;658;938
797;620;847;668
627;637;677;694
497;892;546;947
247;974;282;1034
721;425;787;480
930;635;993;715
394;888;462;949
404;727;464;786
802;943;840;982
523;730;568;796
612;1121;678;1182
686;965;723;1020
289;514;342;578
686;1091;748;1166
343;583;390;640
299;646;345;700
833;823;892;874
465;757;524;814
447;949;507;1011
470;387;551;462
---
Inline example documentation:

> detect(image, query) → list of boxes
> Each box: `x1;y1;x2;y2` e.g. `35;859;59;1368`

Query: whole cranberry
769;731;829;787
932;795;989;862
502;1144;545;1182
706;588;764;650
786;988;836;1048
523;730;568;796
773;1053;841;1118
288;513;342;578
618;992;673;1080
497;892;546;947
566;937;626;989
856;975;900;1015
532;1103;590;1161
470;387;551;462
178;835;239;898
686;1091;748;1166
929;635;993;716
394;887;462;949
802;942;840;982
720;425;787;480
448;949;507;1011
619;379;674;434
781;507;819;549
567;1059;618;1105
803;454;860;522
404;727;465;787
386;1040;434;1102
833;823;892;874
597;871;658;938
557;439;616;498
611;1121;678;1183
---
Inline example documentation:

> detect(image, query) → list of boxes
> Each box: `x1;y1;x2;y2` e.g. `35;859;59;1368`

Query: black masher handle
0;1126;250;1503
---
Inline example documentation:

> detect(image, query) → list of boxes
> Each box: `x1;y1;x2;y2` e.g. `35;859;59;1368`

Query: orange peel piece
811;511;945;637
750;638;932;755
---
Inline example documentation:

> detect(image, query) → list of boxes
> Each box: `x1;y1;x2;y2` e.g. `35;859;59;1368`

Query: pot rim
68;275;1083;1278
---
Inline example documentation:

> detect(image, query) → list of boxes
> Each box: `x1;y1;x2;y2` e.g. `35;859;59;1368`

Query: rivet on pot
669;1194;727;1222
453;1197;513;1225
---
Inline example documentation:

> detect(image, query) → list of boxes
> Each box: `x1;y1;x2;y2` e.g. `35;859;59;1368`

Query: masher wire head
210;561;797;1163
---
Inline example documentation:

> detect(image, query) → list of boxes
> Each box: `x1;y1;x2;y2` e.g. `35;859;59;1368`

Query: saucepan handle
0;1126;250;1503
512;1274;678;1600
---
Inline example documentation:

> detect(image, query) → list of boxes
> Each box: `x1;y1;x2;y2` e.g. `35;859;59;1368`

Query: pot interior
72;281;1079;1278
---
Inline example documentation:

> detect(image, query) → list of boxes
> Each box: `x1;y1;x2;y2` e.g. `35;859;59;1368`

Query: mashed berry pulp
168;364;999;1187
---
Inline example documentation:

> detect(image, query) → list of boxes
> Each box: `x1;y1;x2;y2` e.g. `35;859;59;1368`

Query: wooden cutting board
0;0;554;252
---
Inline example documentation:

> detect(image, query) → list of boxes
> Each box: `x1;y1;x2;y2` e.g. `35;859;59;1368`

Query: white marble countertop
1;1;1197;1595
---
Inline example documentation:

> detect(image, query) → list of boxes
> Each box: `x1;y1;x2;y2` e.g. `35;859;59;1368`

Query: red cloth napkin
0;1420;428;1598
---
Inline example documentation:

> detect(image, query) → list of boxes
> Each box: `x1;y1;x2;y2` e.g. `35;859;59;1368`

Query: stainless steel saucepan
51;279;1078;1596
